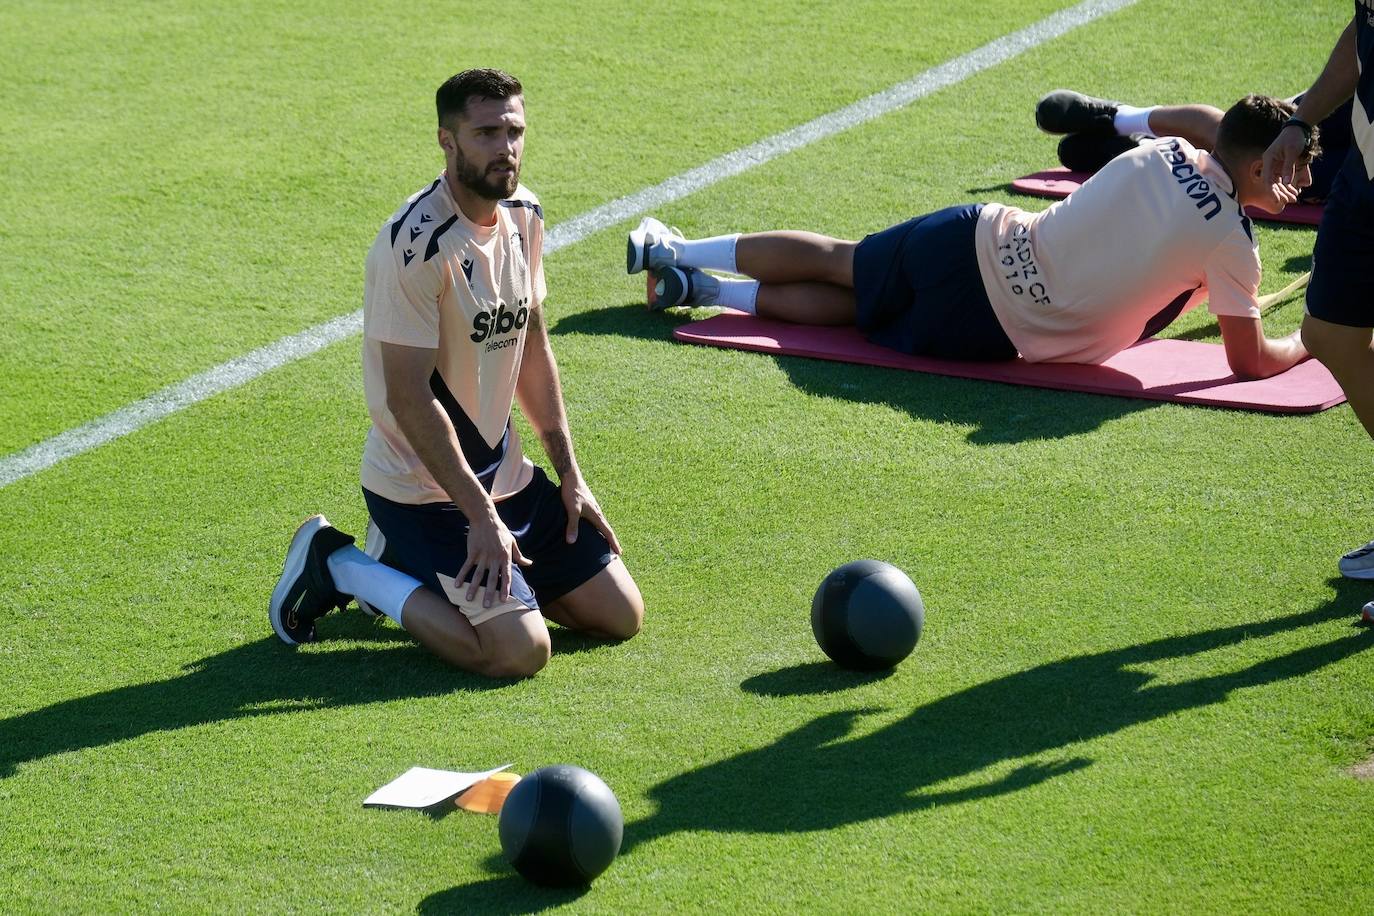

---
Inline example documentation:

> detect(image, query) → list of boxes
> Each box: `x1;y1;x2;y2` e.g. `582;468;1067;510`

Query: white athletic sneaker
355;516;389;618
626;216;685;275
1338;539;1374;580
647;267;720;311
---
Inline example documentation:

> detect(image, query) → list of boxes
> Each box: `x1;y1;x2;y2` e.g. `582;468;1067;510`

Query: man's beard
453;148;520;200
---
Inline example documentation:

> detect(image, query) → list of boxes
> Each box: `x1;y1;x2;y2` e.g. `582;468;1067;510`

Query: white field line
0;0;1139;490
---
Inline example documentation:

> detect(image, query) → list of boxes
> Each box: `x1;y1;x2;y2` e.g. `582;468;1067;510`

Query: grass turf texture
1;0;1371;912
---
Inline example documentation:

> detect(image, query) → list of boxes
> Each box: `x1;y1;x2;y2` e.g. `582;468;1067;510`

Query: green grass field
2;0;1371;912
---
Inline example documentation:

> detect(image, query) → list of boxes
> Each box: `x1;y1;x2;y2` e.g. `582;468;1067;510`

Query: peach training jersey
361;173;546;505
974;137;1261;364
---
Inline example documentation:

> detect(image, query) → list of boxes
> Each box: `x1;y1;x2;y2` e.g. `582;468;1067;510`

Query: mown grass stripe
0;0;1138;490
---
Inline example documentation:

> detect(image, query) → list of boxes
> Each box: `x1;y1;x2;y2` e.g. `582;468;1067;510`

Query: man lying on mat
1034;88;1350;204
628;95;1315;381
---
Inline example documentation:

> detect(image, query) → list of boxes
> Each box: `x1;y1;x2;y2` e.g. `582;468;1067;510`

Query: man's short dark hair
436;69;523;129
1215;93;1321;162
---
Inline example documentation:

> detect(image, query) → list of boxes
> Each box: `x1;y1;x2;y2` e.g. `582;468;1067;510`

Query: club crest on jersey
1155;139;1223;220
470;297;529;345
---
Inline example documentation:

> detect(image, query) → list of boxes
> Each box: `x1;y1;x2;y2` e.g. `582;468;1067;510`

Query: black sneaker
1036;89;1121;137
1056;132;1142;173
269;515;356;645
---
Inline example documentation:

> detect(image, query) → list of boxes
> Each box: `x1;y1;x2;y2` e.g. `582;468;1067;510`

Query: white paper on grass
363;765;512;809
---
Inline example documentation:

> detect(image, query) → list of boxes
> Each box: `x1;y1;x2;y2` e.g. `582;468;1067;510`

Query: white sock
678;234;739;273
326;545;420;626
1114;105;1157;138
714;277;759;313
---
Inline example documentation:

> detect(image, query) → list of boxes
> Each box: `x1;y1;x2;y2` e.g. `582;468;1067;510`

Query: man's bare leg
754;282;857;325
729;232;858;325
399;587;551;677
1302;315;1374;436
734;232;856;286
540;558;643;640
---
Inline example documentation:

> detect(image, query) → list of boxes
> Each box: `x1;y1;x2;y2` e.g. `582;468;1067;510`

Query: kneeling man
270;69;643;677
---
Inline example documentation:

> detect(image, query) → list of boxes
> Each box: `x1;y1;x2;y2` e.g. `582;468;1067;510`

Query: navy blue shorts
852;203;1017;360
362;466;615;611
1307;149;1374;329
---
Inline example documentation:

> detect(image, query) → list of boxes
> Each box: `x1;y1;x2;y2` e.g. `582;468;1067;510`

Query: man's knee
1301;314;1373;367
480;628;551;678
598;594;644;640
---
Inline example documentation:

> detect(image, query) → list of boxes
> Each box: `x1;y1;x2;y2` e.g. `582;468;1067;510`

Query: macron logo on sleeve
1155;139;1222;221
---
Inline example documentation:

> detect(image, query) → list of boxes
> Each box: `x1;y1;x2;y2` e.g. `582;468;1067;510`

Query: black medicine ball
498;764;623;886
811;560;924;670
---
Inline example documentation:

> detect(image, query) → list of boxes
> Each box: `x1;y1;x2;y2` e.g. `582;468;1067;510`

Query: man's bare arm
1265;18;1359;186
514;307;577;480
1216;315;1309;380
514;308;622;552
380;341;528;605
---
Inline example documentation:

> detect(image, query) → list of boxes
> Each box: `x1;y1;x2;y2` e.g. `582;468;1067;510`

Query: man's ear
437;127;456;154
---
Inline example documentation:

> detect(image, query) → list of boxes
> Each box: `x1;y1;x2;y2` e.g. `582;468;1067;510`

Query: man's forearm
515;309;580;480
538;425;577;479
1294;19;1359;126
1235;331;1309;380
391;397;499;521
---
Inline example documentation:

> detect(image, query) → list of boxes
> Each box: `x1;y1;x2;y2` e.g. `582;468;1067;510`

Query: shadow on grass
417;875;587;915
1282;253;1314;273
965;181;1018;196
625;580;1372;850
741;661;894;696
554;304;1148;444
0;612;616;780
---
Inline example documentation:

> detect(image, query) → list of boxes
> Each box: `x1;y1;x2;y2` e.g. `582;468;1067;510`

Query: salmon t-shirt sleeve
365;242;445;348
1202;227;1262;320
528;208;548;309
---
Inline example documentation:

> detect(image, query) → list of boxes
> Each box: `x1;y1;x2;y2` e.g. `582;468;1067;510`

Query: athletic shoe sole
626;219;652;274
269;514;330;645
647;267;689;310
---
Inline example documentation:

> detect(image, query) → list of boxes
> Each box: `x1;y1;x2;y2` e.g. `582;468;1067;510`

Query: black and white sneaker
647;266;720;311
1056;132;1142;173
1036;89;1121;137
627;216;685;275
269;515;356;645
355;516;389;618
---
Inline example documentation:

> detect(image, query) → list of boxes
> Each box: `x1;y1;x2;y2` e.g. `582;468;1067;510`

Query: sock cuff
679;234;740;274
1113;105;1157;138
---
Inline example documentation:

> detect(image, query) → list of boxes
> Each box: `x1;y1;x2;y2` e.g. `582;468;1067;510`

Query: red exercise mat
1011;168;1324;227
672;313;1345;414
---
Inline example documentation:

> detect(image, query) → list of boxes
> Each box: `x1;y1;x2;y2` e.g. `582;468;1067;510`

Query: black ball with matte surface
811;560;924;670
498;764;623;886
